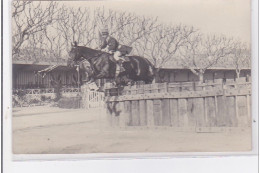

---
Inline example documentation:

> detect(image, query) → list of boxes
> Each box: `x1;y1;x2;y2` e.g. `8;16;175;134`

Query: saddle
97;44;132;62
117;44;132;62
109;55;130;63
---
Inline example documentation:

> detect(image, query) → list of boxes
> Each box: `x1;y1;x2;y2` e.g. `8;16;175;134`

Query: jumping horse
68;42;155;86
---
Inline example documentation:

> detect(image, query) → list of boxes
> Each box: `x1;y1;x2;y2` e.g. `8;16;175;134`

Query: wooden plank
137;86;144;94
109;89;250;101
168;83;181;92
139;100;147;126
169;99;178;127
130;85;137;95
237;96;248;127
247;95;251;126
131;100;140;126
226;78;235;83
161;99;171;126
124;101;132;126
226;96;237;127
144;84;152;94
118;101;126;127
181;82;194;91
110;90;224;101
151;83;159;93
195;82;204;91
236;77;246;83
146;100;154;127
196;127;250;133
224;89;251;96
112;102;119;127
153;99;162;126
158;83;167;93
106;102;113;126
178;99;188;127
187;98;200;127
206;97;216;126
113;113;120;127
216;96;227;126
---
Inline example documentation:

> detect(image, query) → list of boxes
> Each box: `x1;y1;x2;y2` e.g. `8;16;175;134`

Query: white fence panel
81;84;105;109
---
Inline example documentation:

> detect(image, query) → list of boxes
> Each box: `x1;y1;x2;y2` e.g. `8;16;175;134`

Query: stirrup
136;68;141;76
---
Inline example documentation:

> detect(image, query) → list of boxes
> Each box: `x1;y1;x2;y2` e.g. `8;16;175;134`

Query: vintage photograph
12;0;251;154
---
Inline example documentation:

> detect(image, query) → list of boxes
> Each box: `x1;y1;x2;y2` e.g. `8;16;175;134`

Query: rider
99;26;125;75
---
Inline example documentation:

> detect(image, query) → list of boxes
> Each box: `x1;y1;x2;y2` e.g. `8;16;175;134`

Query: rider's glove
103;47;109;52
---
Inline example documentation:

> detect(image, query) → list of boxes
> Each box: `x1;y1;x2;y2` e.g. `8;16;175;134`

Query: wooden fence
12;88;81;107
13;88;80;95
106;79;251;131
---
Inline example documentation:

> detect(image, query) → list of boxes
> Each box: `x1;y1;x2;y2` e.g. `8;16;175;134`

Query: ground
13;106;251;154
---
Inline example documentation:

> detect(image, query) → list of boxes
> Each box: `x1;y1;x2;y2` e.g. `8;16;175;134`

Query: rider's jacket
100;36;119;52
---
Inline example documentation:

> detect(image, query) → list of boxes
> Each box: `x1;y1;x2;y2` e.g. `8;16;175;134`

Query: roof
12;48;68;66
13;48;251;70
160;54;251;70
12;64;76;72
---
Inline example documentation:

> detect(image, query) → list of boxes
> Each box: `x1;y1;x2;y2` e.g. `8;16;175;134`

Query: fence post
86;91;89;109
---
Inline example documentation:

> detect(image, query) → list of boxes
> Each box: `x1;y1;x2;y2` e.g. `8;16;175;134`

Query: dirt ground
12;106;251;154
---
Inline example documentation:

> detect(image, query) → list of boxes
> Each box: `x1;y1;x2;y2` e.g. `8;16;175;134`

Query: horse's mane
77;46;100;53
77;46;111;57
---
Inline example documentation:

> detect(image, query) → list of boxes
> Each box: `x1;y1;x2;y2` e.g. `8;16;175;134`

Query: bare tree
12;1;32;17
12;1;59;55
134;24;198;68
229;42;251;79
178;34;235;82
94;8;159;49
24;31;46;63
56;7;98;51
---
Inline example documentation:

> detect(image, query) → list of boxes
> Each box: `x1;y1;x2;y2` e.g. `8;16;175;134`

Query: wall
157;69;251;83
13;64;84;89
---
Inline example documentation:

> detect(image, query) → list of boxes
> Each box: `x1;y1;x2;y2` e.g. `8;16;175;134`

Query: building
12;48;84;89
157;67;251;83
155;56;251;83
13;48;251;90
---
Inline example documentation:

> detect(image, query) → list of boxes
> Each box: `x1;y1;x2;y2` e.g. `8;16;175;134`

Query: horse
68;42;155;86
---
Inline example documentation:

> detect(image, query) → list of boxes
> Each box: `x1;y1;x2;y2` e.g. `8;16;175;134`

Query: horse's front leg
86;78;95;84
96;63;110;78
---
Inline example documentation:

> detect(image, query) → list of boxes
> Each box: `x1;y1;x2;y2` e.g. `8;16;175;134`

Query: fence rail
12;88;81;107
13;88;81;95
105;79;251;96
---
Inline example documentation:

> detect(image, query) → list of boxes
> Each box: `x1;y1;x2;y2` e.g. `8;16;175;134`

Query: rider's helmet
100;25;109;36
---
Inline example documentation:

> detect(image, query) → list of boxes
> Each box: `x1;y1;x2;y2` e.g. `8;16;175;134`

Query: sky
58;0;251;43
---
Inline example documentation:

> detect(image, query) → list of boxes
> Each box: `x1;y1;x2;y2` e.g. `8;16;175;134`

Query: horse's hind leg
95;71;107;78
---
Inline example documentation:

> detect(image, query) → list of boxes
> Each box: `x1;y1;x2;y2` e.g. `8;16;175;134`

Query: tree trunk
154;68;161;83
236;71;240;79
198;73;204;83
189;68;204;83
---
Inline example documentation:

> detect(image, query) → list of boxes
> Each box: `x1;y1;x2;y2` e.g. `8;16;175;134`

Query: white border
2;0;259;172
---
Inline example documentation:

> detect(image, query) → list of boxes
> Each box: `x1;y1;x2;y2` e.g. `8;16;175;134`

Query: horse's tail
144;58;157;79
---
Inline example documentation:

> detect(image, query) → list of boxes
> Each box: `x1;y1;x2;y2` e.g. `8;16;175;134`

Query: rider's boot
115;63;121;76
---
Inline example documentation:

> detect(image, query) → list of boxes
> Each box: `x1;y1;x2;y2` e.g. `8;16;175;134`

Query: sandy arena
12;106;251;154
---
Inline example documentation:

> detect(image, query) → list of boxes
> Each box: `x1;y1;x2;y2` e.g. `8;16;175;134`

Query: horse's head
69;41;82;63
